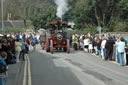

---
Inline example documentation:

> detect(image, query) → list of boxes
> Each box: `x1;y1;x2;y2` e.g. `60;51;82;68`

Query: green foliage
0;27;26;33
65;0;128;32
30;6;56;29
65;24;97;35
120;0;128;22
113;22;127;32
72;0;89;29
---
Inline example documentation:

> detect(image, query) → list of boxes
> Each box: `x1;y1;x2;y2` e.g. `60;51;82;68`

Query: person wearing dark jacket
1;39;10;64
105;37;115;60
96;37;102;55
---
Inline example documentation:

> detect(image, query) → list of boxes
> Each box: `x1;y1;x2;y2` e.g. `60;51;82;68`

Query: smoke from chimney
54;0;69;19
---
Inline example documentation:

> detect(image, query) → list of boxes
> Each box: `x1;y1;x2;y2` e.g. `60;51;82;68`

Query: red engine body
45;19;70;54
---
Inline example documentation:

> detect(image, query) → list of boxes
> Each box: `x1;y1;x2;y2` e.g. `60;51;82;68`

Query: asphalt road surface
26;45;128;85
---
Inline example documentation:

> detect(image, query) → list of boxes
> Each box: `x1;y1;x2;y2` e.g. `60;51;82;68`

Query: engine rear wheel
45;33;50;52
50;40;53;54
66;39;70;53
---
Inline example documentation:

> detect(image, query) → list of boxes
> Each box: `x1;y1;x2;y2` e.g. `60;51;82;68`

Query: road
24;45;128;85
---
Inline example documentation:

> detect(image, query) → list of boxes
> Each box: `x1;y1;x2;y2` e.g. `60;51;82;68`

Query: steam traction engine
45;19;70;54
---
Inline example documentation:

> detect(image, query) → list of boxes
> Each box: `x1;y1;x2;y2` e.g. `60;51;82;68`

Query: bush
65;25;98;36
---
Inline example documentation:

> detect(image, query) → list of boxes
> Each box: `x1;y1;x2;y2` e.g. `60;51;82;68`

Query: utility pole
1;0;4;33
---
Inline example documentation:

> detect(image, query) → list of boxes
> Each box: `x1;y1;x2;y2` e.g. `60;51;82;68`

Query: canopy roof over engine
48;22;67;26
47;19;67;30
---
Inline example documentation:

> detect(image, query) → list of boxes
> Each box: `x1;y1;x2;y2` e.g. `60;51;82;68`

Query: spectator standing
113;36;117;42
39;33;45;49
25;38;30;52
88;38;93;53
79;38;84;50
124;39;127;45
1;39;10;64
21;40;27;61
101;38;107;59
32;37;38;50
84;36;90;52
0;52;8;85
22;34;26;40
9;38;15;54
116;37;125;66
105;37;115;60
69;36;72;48
30;33;34;42
92;36;97;53
15;39;22;63
72;34;75;49
96;37;102;56
16;33;20;40
0;39;2;52
19;33;22;40
74;35;78;50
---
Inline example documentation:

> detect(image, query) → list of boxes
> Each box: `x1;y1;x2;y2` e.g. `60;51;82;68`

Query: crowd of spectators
71;33;128;66
0;32;40;85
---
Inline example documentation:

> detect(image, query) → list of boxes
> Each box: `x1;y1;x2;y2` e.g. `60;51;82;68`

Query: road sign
97;26;102;31
97;26;102;38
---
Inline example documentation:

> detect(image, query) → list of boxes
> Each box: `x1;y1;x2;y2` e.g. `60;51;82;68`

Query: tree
30;6;56;29
70;0;128;32
72;0;89;29
2;0;49;26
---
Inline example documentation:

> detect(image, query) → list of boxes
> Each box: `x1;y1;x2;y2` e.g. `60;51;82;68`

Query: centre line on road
23;56;27;85
27;55;32;85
